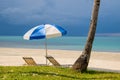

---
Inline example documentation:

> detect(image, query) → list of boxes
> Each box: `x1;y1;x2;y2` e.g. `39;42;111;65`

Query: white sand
0;48;120;72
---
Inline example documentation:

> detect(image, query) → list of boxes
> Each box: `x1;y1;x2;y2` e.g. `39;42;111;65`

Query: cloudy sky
0;0;120;36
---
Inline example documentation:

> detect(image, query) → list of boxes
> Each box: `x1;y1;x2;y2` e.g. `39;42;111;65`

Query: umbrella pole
45;38;48;65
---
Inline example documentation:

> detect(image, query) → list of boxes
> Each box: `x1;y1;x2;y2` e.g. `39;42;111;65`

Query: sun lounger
46;55;61;66
23;57;37;66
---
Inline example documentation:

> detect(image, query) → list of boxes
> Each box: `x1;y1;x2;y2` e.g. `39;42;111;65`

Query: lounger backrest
46;56;60;66
23;57;37;65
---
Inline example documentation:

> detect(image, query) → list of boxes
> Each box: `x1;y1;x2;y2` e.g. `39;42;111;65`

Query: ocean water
0;36;120;52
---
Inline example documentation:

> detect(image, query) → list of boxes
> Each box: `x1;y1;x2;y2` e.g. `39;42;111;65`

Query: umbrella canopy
23;24;67;40
23;24;67;65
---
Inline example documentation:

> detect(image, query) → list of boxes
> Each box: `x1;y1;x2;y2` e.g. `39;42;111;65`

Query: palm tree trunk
72;0;100;72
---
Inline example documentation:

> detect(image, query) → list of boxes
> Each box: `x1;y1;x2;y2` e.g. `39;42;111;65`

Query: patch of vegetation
0;66;120;80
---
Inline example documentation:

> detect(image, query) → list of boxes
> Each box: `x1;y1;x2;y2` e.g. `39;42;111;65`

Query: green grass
0;66;120;80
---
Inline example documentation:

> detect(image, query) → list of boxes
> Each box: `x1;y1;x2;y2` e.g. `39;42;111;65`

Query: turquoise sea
0;36;120;52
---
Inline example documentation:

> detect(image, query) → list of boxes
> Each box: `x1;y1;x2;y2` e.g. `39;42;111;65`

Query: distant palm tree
72;0;101;72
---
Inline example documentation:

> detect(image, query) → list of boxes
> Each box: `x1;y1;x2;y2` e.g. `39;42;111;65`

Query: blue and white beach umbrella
23;24;67;64
23;24;67;40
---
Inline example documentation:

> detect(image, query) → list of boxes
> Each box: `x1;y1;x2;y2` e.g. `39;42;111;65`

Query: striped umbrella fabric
23;24;67;40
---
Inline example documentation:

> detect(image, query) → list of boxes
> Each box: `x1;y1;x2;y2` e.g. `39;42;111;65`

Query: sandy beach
0;48;120;73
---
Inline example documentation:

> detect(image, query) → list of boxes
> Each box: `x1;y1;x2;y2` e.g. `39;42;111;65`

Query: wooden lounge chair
46;55;60;66
23;57;37;66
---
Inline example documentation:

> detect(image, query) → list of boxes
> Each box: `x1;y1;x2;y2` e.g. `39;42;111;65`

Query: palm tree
72;0;101;72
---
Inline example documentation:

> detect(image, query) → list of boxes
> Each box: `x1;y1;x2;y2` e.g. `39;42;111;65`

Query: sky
0;0;120;36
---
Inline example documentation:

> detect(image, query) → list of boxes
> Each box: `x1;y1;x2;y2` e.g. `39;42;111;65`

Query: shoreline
0;47;120;53
0;47;120;73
